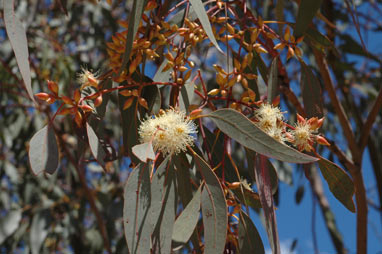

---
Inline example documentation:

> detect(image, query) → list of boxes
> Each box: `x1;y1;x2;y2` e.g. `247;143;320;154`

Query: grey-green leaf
29;125;59;175
152;161;177;254
189;0;223;53
267;58;279;103
30;209;51;254
4;0;35;103
123;163;152;254
193;153;227;254
238;211;265;254
208;109;318;163
132;142;156;163
86;123;107;169
0;209;22;245
294;0;323;38
118;0;148;75
172;185;201;244
300;61;323;118
318;158;356;212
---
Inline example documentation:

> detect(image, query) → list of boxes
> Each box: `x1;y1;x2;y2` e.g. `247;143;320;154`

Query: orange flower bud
74;90;81;103
296;113;305;124
189;108;203;119
47;80;59;95
316;135;330;146
119;89;132;97
74;111;83;127
208;89;220;96
62;96;73;105
80;105;93;112
94;95;103;107
138;97;148;109
35;93;50;101
123;97;135;110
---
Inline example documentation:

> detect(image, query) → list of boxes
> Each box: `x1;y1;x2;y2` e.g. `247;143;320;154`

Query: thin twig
359;86;382;151
56;130;112;254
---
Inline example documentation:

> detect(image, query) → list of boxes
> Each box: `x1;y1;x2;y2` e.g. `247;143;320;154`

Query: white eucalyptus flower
138;109;197;155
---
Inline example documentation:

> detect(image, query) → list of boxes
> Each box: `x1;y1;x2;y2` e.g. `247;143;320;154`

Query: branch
313;49;361;164
359;86;382;151
56;130;112;254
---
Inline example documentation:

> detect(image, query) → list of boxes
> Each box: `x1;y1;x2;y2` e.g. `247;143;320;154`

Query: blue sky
251;150;382;254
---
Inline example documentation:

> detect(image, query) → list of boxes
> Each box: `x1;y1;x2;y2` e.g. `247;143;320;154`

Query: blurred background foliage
0;0;381;253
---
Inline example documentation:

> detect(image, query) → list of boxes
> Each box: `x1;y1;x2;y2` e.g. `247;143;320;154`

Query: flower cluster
138;109;197;156
254;102;287;144
253;102;329;152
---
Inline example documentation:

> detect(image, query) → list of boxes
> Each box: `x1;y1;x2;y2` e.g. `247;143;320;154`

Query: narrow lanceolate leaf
193;153;227;254
118;92;139;163
318;158;356;212
300;61;323;118
238;211;265;254
132;142;156;163
29;125;59;175
30;209;52;254
123;163;152;254
86;123;107;169
118;0;148;75
3;1;35;103
254;155;280;254
294;0;323;38
172;185;201;244
208;109;318;163
267;58;279;103
189;0;223;53
152;161;177;254
0;209;22;244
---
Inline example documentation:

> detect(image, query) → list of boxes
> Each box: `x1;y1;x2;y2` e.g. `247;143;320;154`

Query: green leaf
300;61;324;118
189;0;223;53
118;0;148;75
123;163;152;254
193;153;227;254
179;82;195;114
132;142;156;163
28;125;59;175
254;155;280;254
172;185;201;244
253;51;268;85
267;58;279;103
86;123;107;169
305;28;333;49
118;92;139;163
30;209;52;254
3;0;35;103
153;59;172;83
294;0;323;38
0;209;22;245
152;160;177;254
208;109;318;163
318;158;356;212
238;211;265;254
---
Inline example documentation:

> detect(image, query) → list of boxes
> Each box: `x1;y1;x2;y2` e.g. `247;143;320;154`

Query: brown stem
349;168;368;254
313;49;367;254
56;131;112;254
313;49;361;164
